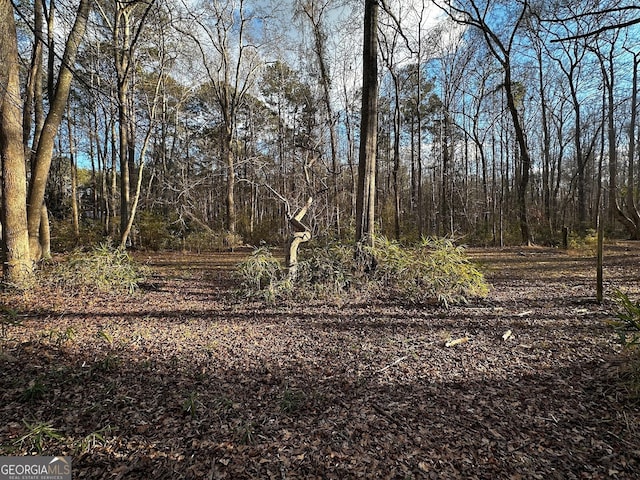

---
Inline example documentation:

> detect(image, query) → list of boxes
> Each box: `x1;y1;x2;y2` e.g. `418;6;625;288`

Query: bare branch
551;17;640;43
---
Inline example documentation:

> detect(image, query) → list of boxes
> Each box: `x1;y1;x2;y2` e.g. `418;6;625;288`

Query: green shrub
295;243;354;297
236;247;289;302
236;237;489;306
137;211;179;250
40;242;146;294
611;290;640;349
610;290;640;401
50;219;106;252
366;237;489;306
184;230;243;253
568;229;599;255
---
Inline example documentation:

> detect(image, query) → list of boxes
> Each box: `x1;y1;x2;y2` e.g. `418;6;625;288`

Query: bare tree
379;8;404;240
434;0;533;244
96;0;156;241
592;35;640;238
297;0;342;235
179;0;263;236
26;0;91;259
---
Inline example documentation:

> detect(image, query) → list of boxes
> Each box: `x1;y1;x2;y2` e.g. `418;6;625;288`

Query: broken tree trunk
286;197;313;280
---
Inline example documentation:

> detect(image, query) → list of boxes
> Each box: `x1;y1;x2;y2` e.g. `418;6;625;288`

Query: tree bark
114;5;133;239
286;197;313;280
23;0;45;161
67;106;80;240
392;74;401;241
503;64;532;245
355;0;378;246
0;0;32;283
26;0;90;259
39;204;51;260
225;127;237;233
625;52;640;238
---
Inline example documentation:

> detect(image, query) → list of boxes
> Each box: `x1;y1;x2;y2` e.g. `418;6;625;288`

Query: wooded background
2;0;640;276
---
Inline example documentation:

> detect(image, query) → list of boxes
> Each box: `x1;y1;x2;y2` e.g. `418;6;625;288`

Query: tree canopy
2;0;640;278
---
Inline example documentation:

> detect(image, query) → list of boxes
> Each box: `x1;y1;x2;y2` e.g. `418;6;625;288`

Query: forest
1;0;640;478
1;0;640;266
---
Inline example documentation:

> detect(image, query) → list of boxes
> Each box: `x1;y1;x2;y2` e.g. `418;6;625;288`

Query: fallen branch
445;337;469;347
376;355;408;373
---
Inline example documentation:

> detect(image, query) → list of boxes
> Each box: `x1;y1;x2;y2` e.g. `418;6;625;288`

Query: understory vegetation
237;237;490;306
51;216;244;254
612;290;640;350
612;290;640;399
38;242;147;294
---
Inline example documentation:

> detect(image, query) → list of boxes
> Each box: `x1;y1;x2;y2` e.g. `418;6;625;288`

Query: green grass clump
611;290;640;349
368;237;490;306
568;229;599;255
41;242;146;294
236;247;290;302
14;421;63;454
280;387;306;414
610;290;640;401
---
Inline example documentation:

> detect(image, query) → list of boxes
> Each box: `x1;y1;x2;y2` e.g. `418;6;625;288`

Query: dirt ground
1;242;639;479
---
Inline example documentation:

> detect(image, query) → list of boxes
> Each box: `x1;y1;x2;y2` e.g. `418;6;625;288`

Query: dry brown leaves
1;244;639;479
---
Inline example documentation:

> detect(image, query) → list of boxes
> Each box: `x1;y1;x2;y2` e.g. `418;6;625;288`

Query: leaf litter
0;244;639;478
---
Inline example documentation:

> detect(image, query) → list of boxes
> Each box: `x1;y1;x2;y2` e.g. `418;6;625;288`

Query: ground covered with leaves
1;243;639;479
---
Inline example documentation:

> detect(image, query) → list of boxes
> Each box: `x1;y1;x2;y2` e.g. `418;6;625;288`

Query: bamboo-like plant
236;238;489;306
611;290;640;349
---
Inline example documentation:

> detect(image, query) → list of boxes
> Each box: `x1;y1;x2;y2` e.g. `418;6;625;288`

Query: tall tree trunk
115;6;132;239
355;0;378;246
416;72;424;237
23;0;44;159
441;113;452;236
568;73;587;233
109;113;118;236
225;127;236;233
120;64;162;249
392;74;401;241
626;52;640;238
343;80;357;220
504;65;531;245
536;45;552;234
26;0;90;259
120;161;145;249
39;204;51;259
46;0;56;100
602;47;638;236
67;105;80;239
0;0;32;283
